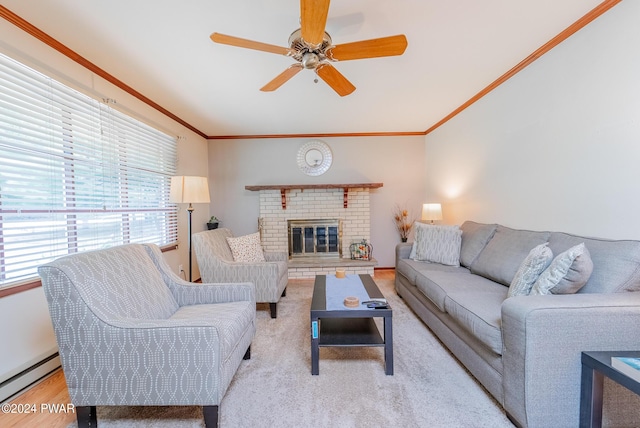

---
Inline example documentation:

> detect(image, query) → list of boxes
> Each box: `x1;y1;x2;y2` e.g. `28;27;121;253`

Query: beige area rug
82;275;515;428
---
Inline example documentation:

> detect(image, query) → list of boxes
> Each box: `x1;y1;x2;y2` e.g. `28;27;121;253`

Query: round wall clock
297;140;333;176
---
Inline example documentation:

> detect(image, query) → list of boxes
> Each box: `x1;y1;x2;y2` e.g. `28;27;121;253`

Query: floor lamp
170;176;211;281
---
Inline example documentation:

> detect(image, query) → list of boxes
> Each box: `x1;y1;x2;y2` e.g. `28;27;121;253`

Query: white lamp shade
169;176;211;204
421;203;443;222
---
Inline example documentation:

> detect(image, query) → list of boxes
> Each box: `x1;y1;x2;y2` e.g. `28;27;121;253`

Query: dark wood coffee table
310;274;393;375
580;351;640;427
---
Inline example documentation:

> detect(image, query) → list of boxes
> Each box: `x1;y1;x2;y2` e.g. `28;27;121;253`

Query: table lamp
421;203;442;225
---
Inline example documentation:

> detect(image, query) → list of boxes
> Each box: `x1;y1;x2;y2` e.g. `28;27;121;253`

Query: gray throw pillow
507;243;553;297
414;224;462;266
530;243;593;295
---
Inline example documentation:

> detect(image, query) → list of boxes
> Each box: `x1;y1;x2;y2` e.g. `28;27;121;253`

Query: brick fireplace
246;183;382;278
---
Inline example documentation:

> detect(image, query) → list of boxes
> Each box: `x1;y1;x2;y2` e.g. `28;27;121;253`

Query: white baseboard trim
0;353;61;403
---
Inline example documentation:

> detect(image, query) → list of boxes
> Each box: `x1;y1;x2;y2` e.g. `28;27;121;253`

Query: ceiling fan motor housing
289;28;333;69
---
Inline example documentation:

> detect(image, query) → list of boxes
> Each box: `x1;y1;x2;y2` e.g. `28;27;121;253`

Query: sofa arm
396;242;413;260
501;292;640;427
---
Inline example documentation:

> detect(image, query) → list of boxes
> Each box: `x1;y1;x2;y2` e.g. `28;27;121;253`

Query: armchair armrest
69;319;226;405
264;251;288;262
169;280;255;307
142;243;255;306
216;258;281;278
501;292;640;427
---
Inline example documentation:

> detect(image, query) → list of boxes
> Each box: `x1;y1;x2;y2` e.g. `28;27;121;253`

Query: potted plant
207;216;220;230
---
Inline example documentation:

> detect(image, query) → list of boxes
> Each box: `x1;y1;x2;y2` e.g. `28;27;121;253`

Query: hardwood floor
0;269;396;427
1;369;75;428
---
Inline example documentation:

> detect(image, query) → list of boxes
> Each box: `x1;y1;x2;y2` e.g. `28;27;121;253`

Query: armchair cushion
169;302;256;359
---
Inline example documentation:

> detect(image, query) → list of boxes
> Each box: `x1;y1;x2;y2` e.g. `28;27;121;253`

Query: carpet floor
85;275;515;428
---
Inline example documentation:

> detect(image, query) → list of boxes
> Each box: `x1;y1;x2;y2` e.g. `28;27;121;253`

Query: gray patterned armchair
38;243;256;428
193;228;288;318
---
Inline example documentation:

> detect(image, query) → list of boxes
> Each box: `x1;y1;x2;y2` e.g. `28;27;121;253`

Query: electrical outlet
178;264;184;274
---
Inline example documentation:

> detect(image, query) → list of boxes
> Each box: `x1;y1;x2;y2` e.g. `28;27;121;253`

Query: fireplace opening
288;219;342;258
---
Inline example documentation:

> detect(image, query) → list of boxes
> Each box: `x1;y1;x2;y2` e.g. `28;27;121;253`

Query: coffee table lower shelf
318;318;385;347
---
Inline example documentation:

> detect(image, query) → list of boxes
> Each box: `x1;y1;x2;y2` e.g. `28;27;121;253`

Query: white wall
208;136;427;267
0;19;208;388
425;0;640;239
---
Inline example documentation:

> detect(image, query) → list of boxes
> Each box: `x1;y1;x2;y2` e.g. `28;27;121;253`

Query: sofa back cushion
459;221;498;268
548;232;640;293
470;225;551;286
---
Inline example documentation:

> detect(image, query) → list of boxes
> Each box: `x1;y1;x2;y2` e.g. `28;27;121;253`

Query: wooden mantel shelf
245;183;383;209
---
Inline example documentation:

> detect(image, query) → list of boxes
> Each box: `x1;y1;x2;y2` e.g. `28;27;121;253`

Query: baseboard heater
0;353;61;403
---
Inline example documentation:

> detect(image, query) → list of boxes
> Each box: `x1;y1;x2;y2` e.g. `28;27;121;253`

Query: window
0;53;177;289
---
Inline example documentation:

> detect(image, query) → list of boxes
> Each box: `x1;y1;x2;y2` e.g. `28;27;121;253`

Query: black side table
580;351;640;428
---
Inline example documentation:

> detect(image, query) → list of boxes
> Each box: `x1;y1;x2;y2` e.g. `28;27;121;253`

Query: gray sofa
395;221;640;428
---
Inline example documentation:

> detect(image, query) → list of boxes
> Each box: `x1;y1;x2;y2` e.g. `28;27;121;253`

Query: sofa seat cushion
416;271;497;313
471;225;551;286
444;285;508;355
170;301;255;361
397;258;469;285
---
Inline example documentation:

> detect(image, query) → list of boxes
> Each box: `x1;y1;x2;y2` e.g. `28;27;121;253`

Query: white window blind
0;53;177;288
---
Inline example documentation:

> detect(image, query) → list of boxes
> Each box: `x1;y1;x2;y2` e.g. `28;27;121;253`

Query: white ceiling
2;0;608;138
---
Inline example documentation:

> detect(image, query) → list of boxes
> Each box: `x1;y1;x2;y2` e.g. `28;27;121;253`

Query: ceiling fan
210;0;408;96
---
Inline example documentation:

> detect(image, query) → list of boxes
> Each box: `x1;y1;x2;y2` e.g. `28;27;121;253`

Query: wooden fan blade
210;33;291;56
315;63;355;97
260;65;303;92
300;0;330;46
326;35;408;61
